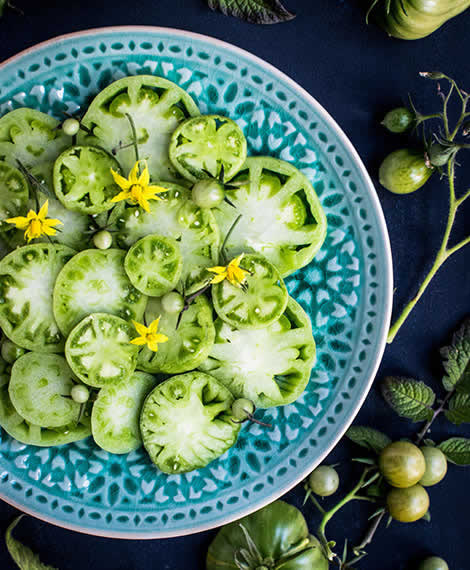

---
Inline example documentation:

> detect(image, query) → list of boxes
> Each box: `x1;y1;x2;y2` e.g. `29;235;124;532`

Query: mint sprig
207;0;295;25
438;437;470;466
381;377;435;422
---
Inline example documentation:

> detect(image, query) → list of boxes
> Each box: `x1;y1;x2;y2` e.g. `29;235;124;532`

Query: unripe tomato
379;441;426;488
192;179;225;208
418;556;449;570
381;107;414;133
387;484;429;523
308;465;340;497
420;447;447;487
379;149;432;194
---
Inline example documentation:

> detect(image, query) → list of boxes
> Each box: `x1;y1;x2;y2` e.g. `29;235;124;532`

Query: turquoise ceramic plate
0;27;392;538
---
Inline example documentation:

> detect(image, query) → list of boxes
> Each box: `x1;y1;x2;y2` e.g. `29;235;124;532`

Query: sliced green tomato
199;297;316;408
65;313;139;388
0;108;71;183
169;115;247;182
138;295;215;374
124;234;183;297
79;75;200;181
0;161;29;232
140;372;240;474
212;253;288;329
117;183;219;294
0;373;91;446
0;243;75;352
214;157;327;277
53;248;147;336
9;352;80;428
92;371;157;454
53;145;122;214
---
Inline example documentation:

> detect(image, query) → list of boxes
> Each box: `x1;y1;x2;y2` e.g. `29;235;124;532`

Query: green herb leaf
0;0;6;17
438;437;470;465
6;515;57;570
445;393;470;425
346;426;391;454
441;317;470;393
207;0;295;25
381;377;435;421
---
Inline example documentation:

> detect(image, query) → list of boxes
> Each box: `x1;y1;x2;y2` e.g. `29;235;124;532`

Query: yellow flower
207;254;249;287
110;160;167;212
130;317;169;352
6;200;62;243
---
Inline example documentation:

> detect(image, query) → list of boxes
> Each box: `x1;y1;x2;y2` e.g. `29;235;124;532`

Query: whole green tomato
379;441;426;488
379;149;433;194
381;107;414;133
418;556;449;570
419;447;447;486
387;484;429;523
308;466;339;497
1;339;26;364
206;500;328;569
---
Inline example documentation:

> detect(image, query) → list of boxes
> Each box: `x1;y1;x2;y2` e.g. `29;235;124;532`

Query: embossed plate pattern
0;27;392;538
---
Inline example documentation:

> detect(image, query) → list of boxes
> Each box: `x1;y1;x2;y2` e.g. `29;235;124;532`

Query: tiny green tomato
93;230;113;250
1;339;26;364
419;447;447;487
71;384;90;404
386;484;429;523
192;179;225;209
231;398;255;421
308;465;339;497
379;149;433;194
418;557;449;570
381;107;414;133
161;291;185;314
62;118;81;137
379;441;426;488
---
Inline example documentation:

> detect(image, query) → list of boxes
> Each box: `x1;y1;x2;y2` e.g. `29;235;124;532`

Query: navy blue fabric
0;1;469;568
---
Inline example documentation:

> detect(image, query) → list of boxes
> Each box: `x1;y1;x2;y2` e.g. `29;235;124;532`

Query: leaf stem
125;113;139;163
415;388;455;444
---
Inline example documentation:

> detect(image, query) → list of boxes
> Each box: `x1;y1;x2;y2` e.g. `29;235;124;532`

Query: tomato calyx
231;399;272;428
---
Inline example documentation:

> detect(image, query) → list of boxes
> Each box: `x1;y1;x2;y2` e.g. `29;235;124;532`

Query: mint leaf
5;515;57;570
441;317;470;393
207;0;295;24
346;426;391;454
381;377;435;421
438;437;470;465
445;393;470;425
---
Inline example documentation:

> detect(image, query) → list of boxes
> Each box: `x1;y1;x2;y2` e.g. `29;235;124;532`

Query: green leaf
441;317;470;393
438;437;470;465
207;0;295;24
346;426;391;454
381;377;435;421
445;393;470;425
0;0;6;17
5;515;57;569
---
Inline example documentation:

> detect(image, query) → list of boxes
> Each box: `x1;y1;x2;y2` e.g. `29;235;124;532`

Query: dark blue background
0;1;469;568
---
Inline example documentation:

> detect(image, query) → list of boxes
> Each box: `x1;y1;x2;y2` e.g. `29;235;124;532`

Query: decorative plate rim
0;25;393;539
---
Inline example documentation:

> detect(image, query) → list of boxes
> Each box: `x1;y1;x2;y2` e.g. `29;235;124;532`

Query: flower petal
138;164;150;187
148;317;161;334
147;341;160;352
153;333;169;344
111;169;132;190
128;162;140;184
111;190;130;203
5;216;30;229
130;337;147;346
139;196;150;212
207;266;226;275
210;273;227;284
37;200;49;220
147;185;168;195
132;320;149;336
42;225;58;236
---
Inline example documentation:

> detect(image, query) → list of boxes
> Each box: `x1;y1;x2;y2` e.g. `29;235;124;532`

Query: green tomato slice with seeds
9;352;80;428
92;371;157;454
140;371;240;474
137;294;215;374
124;234;183;297
199;297;316;408
0;161;29;233
0;108;71;183
117;183;219;294
53;248;147;336
53;145;122;214
65;313;139;388
0;243;75;352
169;115;247;182
0;373;91;446
79;75;200;181
212;253;288;329
214;156;327;277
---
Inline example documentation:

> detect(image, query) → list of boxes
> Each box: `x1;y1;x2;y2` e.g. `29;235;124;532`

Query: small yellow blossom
6;200;62;242
110;160;167;212
207;254;249;287
130;317;169;352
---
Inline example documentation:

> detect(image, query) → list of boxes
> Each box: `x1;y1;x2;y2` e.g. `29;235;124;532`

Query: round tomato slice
169;115;247;182
79;75;200;181
140;372;240;474
214;156;327;277
199;297;316;408
0;161;29;233
211;253;288;329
